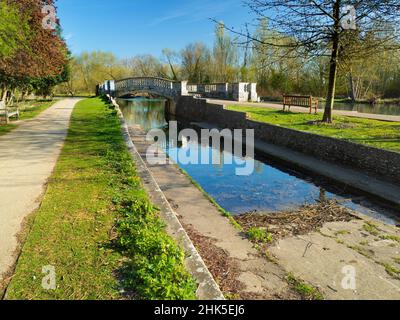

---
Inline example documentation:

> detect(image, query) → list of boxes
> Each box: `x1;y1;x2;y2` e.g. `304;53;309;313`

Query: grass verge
5;97;196;300
18;100;55;120
226;106;400;152
0;100;54;136
246;227;273;244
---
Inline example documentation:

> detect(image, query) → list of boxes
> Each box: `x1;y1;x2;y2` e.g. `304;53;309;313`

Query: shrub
246;227;273;243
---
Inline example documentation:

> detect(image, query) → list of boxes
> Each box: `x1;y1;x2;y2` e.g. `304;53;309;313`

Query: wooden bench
283;95;319;114
0;100;20;124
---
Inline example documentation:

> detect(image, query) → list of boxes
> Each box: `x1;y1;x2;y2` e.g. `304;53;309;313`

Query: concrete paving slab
270;224;400;300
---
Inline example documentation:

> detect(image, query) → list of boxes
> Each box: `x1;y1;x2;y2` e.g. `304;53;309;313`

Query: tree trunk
1;87;8;101
348;73;356;102
323;0;341;123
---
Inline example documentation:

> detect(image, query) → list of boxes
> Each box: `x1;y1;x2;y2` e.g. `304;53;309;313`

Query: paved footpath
0;99;80;285
207;99;400;122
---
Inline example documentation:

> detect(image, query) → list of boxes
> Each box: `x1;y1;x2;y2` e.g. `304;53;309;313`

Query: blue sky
57;0;253;58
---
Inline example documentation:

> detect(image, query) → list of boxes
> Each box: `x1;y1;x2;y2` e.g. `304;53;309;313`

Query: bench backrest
283;95;317;107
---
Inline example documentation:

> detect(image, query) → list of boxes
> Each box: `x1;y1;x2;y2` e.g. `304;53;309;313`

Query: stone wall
186;82;258;102
173;96;400;184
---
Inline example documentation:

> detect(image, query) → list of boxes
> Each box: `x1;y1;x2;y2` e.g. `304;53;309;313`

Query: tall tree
162;48;179;80
181;43;211;83
213;22;238;82
0;1;29;59
0;0;68;101
232;0;400;122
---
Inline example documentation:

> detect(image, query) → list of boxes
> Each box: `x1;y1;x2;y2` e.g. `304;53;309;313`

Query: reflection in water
118;98;398;225
334;102;400;116
166;140;325;213
164;139;397;224
118;98;167;131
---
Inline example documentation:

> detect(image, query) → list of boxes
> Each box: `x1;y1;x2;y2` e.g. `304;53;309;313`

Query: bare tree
162;48;180;80
180;43;211;83
223;0;400;122
213;22;239;82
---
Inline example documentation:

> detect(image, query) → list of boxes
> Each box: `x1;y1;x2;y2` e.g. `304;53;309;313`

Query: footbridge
98;77;258;103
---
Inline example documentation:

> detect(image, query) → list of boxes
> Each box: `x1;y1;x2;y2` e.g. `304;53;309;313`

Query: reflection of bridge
98;77;258;103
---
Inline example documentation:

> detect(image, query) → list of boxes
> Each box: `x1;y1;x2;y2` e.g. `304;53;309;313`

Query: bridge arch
99;76;258;104
114;77;186;101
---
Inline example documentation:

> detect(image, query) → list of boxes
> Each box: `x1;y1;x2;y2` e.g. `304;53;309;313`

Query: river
118;97;399;225
334;102;400;116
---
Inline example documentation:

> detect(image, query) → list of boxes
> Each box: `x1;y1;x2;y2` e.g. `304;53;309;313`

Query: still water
118;98;399;225
334;102;400;116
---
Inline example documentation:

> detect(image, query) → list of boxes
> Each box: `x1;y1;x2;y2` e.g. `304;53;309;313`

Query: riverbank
207;99;400;122
123;99;400;299
260;97;400;105
226;105;400;152
4;98;197;300
125;120;306;300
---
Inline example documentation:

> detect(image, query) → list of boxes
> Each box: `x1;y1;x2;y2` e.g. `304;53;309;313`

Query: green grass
18;100;54;120
226;106;400;152
5;97;196;300
380;235;400;243
246;227;273;244
286;274;323;300
0;100;54;136
363;222;381;237
334;230;351;236
383;264;400;278
0;123;17;135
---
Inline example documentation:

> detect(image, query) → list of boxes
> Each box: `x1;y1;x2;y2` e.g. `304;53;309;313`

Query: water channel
118;97;399;225
334;102;400;116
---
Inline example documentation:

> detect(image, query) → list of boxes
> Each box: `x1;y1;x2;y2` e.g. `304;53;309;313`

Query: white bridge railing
114;77;184;99
98;77;258;102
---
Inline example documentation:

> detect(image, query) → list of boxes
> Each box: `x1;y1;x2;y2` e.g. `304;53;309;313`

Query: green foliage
100;99;197;300
0;1;29;58
286;274;323;300
1;0;68;103
108;160;198;299
380;235;400;243
115;204;197;300
57;15;400;101
384;264;400;278
363;222;380;237
6;98;196;300
246;227;273;244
